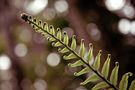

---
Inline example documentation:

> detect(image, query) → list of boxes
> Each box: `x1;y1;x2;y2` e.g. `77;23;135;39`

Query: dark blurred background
0;0;135;90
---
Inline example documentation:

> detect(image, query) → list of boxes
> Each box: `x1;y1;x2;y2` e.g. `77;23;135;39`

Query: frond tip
21;13;135;90
21;13;28;21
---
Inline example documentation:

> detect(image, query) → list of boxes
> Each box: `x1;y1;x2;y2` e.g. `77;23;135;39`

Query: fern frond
21;13;135;90
101;54;111;79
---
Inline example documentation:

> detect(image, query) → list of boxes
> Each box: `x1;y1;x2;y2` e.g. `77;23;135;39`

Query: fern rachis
21;13;135;90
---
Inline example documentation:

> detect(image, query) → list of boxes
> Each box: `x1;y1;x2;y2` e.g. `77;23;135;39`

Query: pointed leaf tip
89;43;93;49
81;39;84;42
47;37;56;42
108;54;111;58
127;72;133;76
38;20;42;24
99;50;102;54
73;35;76;38
63;31;66;35
115;62;119;66
43;22;47;27
74;72;78;76
49;25;53;29
57;28;60;30
33;18;37;22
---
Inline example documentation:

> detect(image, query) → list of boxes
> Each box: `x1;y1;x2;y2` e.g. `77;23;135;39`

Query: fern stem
21;14;118;90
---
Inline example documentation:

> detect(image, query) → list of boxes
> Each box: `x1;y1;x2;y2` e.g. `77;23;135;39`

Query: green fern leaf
68;60;84;67
91;82;109;90
44;23;49;32
47;37;56;42
63;53;77;60
80;74;100;85
74;67;91;76
58;47;69;53
86;43;93;63
93;50;102;70
41;22;49;37
71;35;77;50
129;80;135;90
49;25;55;35
119;72;133;90
79;39;85;57
63;32;69;45
32;19;39;32
37;20;42;27
101;54;111;79
52;42;63;47
56;28;62;40
110;62;119;86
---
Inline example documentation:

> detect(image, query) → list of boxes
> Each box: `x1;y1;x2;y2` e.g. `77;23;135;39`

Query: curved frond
21;13;135;90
